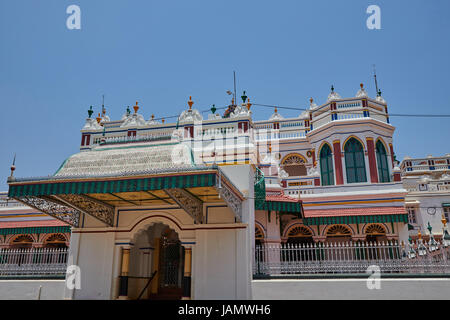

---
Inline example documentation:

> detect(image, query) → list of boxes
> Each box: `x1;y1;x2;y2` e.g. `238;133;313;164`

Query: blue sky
1;0;449;190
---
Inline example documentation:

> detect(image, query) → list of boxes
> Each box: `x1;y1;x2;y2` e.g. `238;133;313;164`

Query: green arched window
320;144;334;186
344;138;367;183
376;140;390;182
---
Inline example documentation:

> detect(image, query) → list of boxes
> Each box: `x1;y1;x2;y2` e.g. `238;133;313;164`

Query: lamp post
442;214;450;248
417;230;427;257
427;222;439;252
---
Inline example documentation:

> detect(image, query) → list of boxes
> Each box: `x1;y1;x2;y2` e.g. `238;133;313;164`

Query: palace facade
5;83;428;299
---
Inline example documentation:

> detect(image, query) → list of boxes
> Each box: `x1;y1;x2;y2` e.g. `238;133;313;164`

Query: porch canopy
8;142;245;227
302;206;408;226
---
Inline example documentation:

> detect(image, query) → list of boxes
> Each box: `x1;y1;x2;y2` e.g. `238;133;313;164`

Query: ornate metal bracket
165;189;203;224
14;195;81;227
216;173;243;222
54;194;114;227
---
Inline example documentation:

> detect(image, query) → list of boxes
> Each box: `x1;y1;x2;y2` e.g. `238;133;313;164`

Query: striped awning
8;172;216;197
303;214;408;226
0;226;71;236
257;201;302;213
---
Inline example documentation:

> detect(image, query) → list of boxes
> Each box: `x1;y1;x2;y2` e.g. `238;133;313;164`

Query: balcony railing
254;240;450;276
0;248;68;278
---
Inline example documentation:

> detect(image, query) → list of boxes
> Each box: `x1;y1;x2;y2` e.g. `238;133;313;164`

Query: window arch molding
342;135;366;152
325;225;352;237
280;153;308;177
281;153;307;165
285;225;314;238
343;137;367;183
364;224;387;235
319;142;334;186
255;224;265;240
375;138;391;183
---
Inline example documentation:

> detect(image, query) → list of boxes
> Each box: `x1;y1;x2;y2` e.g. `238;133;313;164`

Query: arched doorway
129;222;186;300
325;225;352;243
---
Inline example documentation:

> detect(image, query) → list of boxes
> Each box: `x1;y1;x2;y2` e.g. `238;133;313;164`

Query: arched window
11;235;33;249
344;138;367;183
376;140;390;183
326;225;352;243
319;144;334;186
281;154;307;177
255;226;264;246
45;234;67;249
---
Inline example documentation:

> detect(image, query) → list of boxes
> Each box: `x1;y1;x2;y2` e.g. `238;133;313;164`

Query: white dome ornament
82;106;102;130
269;107;284;121
327;85;342;102
146;114;159;125
309;97;318;110
178;96;203;123
120;102;146;128
376;89;386;104
355;83;369;98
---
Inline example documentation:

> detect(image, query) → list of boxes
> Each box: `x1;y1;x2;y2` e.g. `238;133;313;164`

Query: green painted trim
0;226;71;236
442;203;450;208
9;173;216;197
303;214;408;226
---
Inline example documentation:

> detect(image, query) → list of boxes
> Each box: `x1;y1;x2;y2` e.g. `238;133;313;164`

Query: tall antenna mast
102;94;105;115
233;71;237;105
373;64;379;95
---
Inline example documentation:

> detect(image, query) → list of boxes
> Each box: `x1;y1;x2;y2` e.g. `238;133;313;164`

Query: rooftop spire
188;96;194;110
133;101;139;114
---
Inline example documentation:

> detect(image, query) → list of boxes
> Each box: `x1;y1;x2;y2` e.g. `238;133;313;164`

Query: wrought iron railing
254;241;450;276
0;248;68;278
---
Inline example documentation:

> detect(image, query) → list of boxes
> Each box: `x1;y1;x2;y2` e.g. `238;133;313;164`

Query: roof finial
88;106;94;118
274;107;278;113
246;99;252;111
10;153;16;178
126;106;131;116
360;83;364;89
241;91;248;103
331;85;335;92
162;118;165;124
133;101;139;114
151;114;155;120
188;96;194;110
102;95;106;115
211;104;217;114
442;213;448;227
96;113;102;123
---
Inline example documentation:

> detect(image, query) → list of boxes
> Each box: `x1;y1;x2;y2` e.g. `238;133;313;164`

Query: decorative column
118;247;131;299
366;137;379;183
182;247;192;300
333;140;344;185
